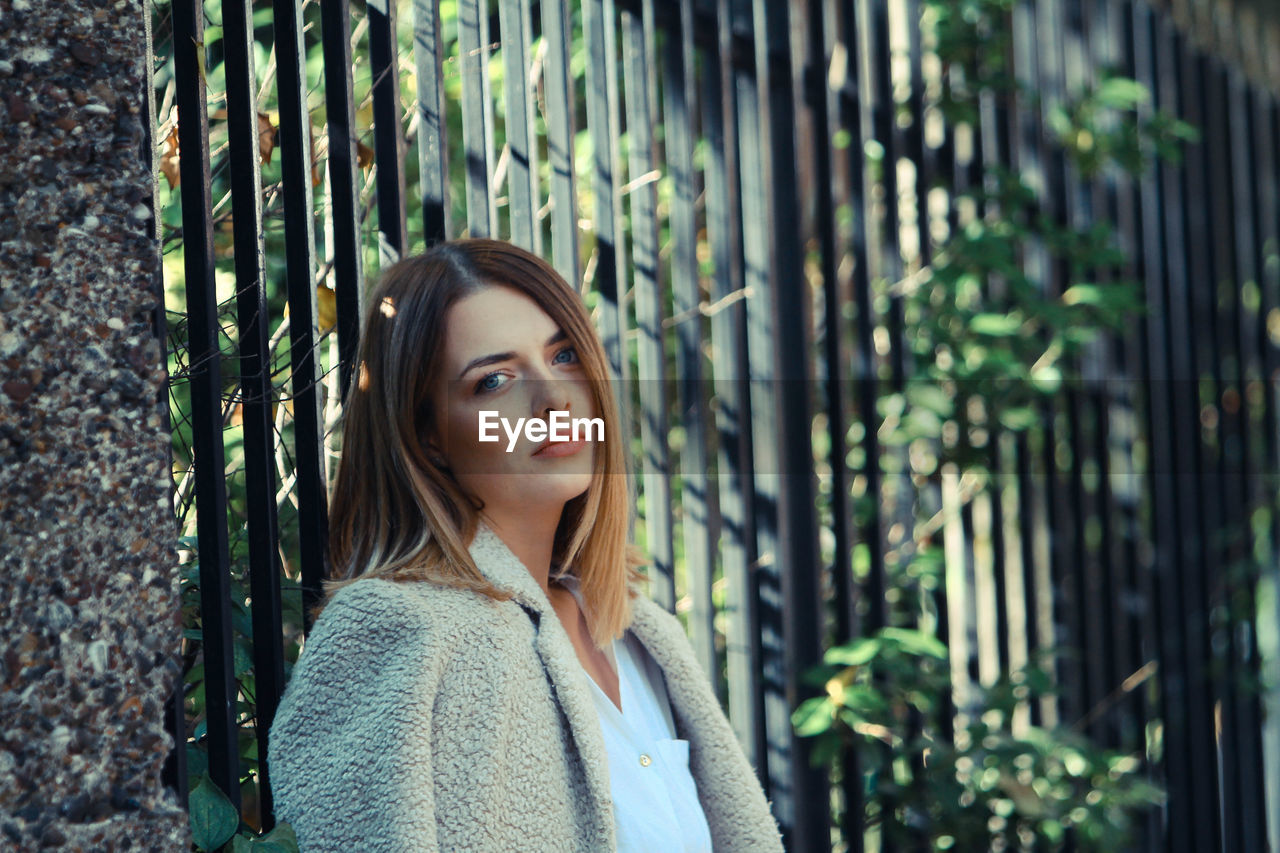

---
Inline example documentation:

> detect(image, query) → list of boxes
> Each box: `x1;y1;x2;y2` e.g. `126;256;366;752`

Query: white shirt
558;576;714;853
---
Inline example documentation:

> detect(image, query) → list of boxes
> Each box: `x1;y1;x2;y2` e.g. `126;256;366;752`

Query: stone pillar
0;0;190;848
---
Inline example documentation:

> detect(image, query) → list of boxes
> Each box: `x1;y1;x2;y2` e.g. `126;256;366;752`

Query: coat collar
465;519;679;664
465;520;616;846
464;518;701;727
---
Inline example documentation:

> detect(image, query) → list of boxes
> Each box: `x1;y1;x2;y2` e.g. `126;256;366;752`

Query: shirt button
639;754;651;767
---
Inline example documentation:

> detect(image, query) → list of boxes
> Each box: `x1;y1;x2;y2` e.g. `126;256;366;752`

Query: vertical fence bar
1133;5;1189;846
540;0;579;287
1182;40;1231;853
1032;0;1089;738
222;0;285;828
1227;66;1269;853
1202;53;1244;853
852;4;912;845
825;0;870;834
458;0;497;236
1076;2;1128;752
1009;0;1049;730
149;0;190;804
701;0;763;759
821;0;855;644
1093;0;1126;716
369;0;408;264
272;0;331;633
751;0;827;845
583;0;630;421
170;0;240;809
1098;0;1150;765
320;0;366;401
847;0;888;645
1160;19;1220;852
661;0;718;677
809;0;847;653
413;0;451;245
865;0;905;390
733;0;780;814
498;0;539;251
1063;0;1115;749
622;0;676;610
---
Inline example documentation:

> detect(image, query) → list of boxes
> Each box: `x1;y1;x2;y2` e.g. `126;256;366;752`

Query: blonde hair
319;238;647;649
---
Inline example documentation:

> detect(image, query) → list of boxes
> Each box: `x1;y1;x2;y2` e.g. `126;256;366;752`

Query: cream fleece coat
266;522;786;852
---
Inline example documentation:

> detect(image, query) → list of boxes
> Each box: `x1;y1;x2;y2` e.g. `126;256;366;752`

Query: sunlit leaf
880;626;948;659
792;696;835;736
969;313;1022;336
1095;77;1148;110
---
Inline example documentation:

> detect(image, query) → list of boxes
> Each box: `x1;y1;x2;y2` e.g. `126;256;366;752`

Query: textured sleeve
266;579;445;852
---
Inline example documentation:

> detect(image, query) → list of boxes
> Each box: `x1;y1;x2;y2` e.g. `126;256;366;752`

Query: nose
531;379;571;419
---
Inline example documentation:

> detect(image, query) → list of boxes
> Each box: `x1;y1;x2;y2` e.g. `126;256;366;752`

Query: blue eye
554;346;578;365
475;373;506;394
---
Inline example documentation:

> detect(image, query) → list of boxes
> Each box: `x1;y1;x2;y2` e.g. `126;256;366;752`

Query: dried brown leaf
257;111;277;165
160;126;181;189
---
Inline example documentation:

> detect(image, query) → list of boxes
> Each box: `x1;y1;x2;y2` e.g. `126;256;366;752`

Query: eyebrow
456;329;569;381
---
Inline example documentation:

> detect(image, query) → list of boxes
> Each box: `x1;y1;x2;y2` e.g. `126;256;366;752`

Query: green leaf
825;637;881;667
187;771;241;852
258;822;299;852
969;313;1022;336
905;383;955;417
841;685;890;715
792;696;835;736
186;743;209;779
1047;105;1073;139
997;406;1039;431
879;626;948;659
807;732;843;768
1030;364;1062;392
234;636;254;678
1095;78;1148;110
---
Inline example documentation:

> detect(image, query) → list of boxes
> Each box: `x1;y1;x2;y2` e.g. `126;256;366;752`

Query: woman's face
431;284;599;519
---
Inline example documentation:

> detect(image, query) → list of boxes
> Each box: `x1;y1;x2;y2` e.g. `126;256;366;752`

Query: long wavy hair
319;238;647;649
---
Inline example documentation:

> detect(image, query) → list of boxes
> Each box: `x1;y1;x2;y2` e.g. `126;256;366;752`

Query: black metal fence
154;0;1279;849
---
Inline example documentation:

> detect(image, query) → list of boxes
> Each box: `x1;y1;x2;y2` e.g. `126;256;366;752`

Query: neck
481;507;564;598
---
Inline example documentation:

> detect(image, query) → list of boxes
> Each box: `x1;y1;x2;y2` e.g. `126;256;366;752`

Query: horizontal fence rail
152;0;1280;849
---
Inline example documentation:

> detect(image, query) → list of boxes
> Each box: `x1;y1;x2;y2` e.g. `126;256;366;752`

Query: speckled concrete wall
0;0;190;849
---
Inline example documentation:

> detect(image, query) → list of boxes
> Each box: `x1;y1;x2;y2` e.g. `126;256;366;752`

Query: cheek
445;400;523;458
571;380;597;417
441;401;484;453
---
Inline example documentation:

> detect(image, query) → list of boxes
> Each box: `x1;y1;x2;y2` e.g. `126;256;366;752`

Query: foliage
179;535;305;850
794;627;1164;849
793;0;1193;848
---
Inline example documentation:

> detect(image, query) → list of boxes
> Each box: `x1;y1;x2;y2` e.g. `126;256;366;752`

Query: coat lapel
627;593;775;849
466;521;616;848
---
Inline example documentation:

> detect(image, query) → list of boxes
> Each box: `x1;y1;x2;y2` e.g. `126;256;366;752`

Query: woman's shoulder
286;577;526;696
316;574;531;643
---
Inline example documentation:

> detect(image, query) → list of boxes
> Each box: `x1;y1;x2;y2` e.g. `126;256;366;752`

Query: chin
538;471;593;503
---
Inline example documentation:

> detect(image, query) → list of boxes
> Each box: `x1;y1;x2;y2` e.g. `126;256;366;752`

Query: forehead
441;285;558;362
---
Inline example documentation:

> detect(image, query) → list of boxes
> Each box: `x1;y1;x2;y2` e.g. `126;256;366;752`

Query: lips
532;436;588;458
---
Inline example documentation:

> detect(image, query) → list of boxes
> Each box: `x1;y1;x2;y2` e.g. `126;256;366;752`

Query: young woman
267;239;784;852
